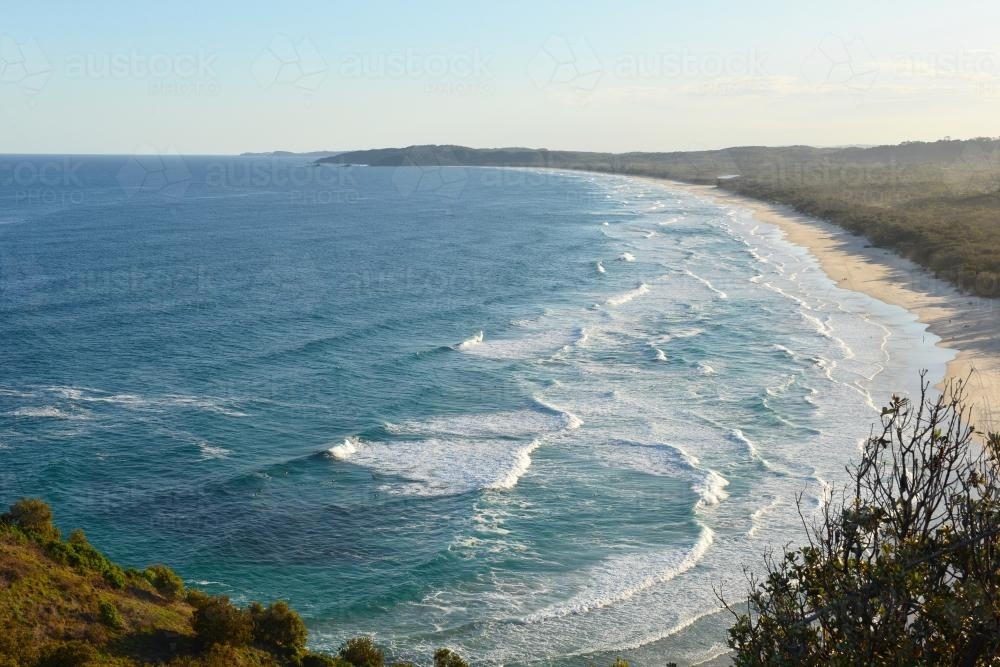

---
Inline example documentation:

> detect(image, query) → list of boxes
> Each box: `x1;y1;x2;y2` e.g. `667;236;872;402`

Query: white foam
492;439;543;490
325;436;543;497
668;327;704;340
617;252;636;262
50;387;86;400
727;429;762;462
683;269;728;299
457;330;577;360
327;437;358;460
330;404;582;496
37;385;248;417
772;343;799;360
386;411;566;439
747;498;783;538
697;361;717;376
596;260;606;274
531;396;584;430
10;406;86;420
765;374;797;397
606;283;649;307
604;440;728;508
457;331;484;349
198;442;232;460
693;469;730;506
524;526;714;622
0;388;35;398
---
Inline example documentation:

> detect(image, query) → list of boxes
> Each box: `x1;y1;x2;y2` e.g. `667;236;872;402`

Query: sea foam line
606;283;649;307
682;269;728;300
10;406;88;420
523;525;714;623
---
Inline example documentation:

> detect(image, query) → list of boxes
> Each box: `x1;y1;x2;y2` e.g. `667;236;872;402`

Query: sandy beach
653;179;1000;434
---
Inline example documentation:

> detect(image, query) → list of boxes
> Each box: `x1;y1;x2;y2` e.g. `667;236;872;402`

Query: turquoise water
0;157;953;665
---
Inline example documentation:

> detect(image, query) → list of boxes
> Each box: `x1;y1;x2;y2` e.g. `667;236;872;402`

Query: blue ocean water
0;156;953;665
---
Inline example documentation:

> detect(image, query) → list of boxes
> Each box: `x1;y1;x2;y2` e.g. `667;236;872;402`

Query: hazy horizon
0;135;993;158
3;0;999;156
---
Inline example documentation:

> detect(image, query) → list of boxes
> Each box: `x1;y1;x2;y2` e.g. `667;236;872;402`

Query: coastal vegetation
0;500;474;666
724;377;1000;665
320;138;1000;297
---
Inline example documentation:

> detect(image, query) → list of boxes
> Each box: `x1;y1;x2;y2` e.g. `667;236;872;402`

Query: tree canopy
725;375;1000;665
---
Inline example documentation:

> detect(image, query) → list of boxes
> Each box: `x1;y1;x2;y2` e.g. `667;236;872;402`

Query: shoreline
644;178;1000;433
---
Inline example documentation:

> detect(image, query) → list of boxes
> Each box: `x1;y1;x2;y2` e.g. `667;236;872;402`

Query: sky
1;0;998;154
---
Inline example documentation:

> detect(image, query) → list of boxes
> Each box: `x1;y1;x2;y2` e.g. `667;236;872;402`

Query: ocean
0;156;953;665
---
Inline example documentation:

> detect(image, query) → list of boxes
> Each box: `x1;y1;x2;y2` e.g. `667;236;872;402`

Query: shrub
2;498;58;538
98;599;122;629
165;642;274;667
191;596;253;647
433;648;468;667
37;641;98;667
302;653;349;667
42;527;127;589
186;588;213;609
103;566;127;589
251;600;308;653
145;563;185;599
339;636;384;667
725;377;1000;664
